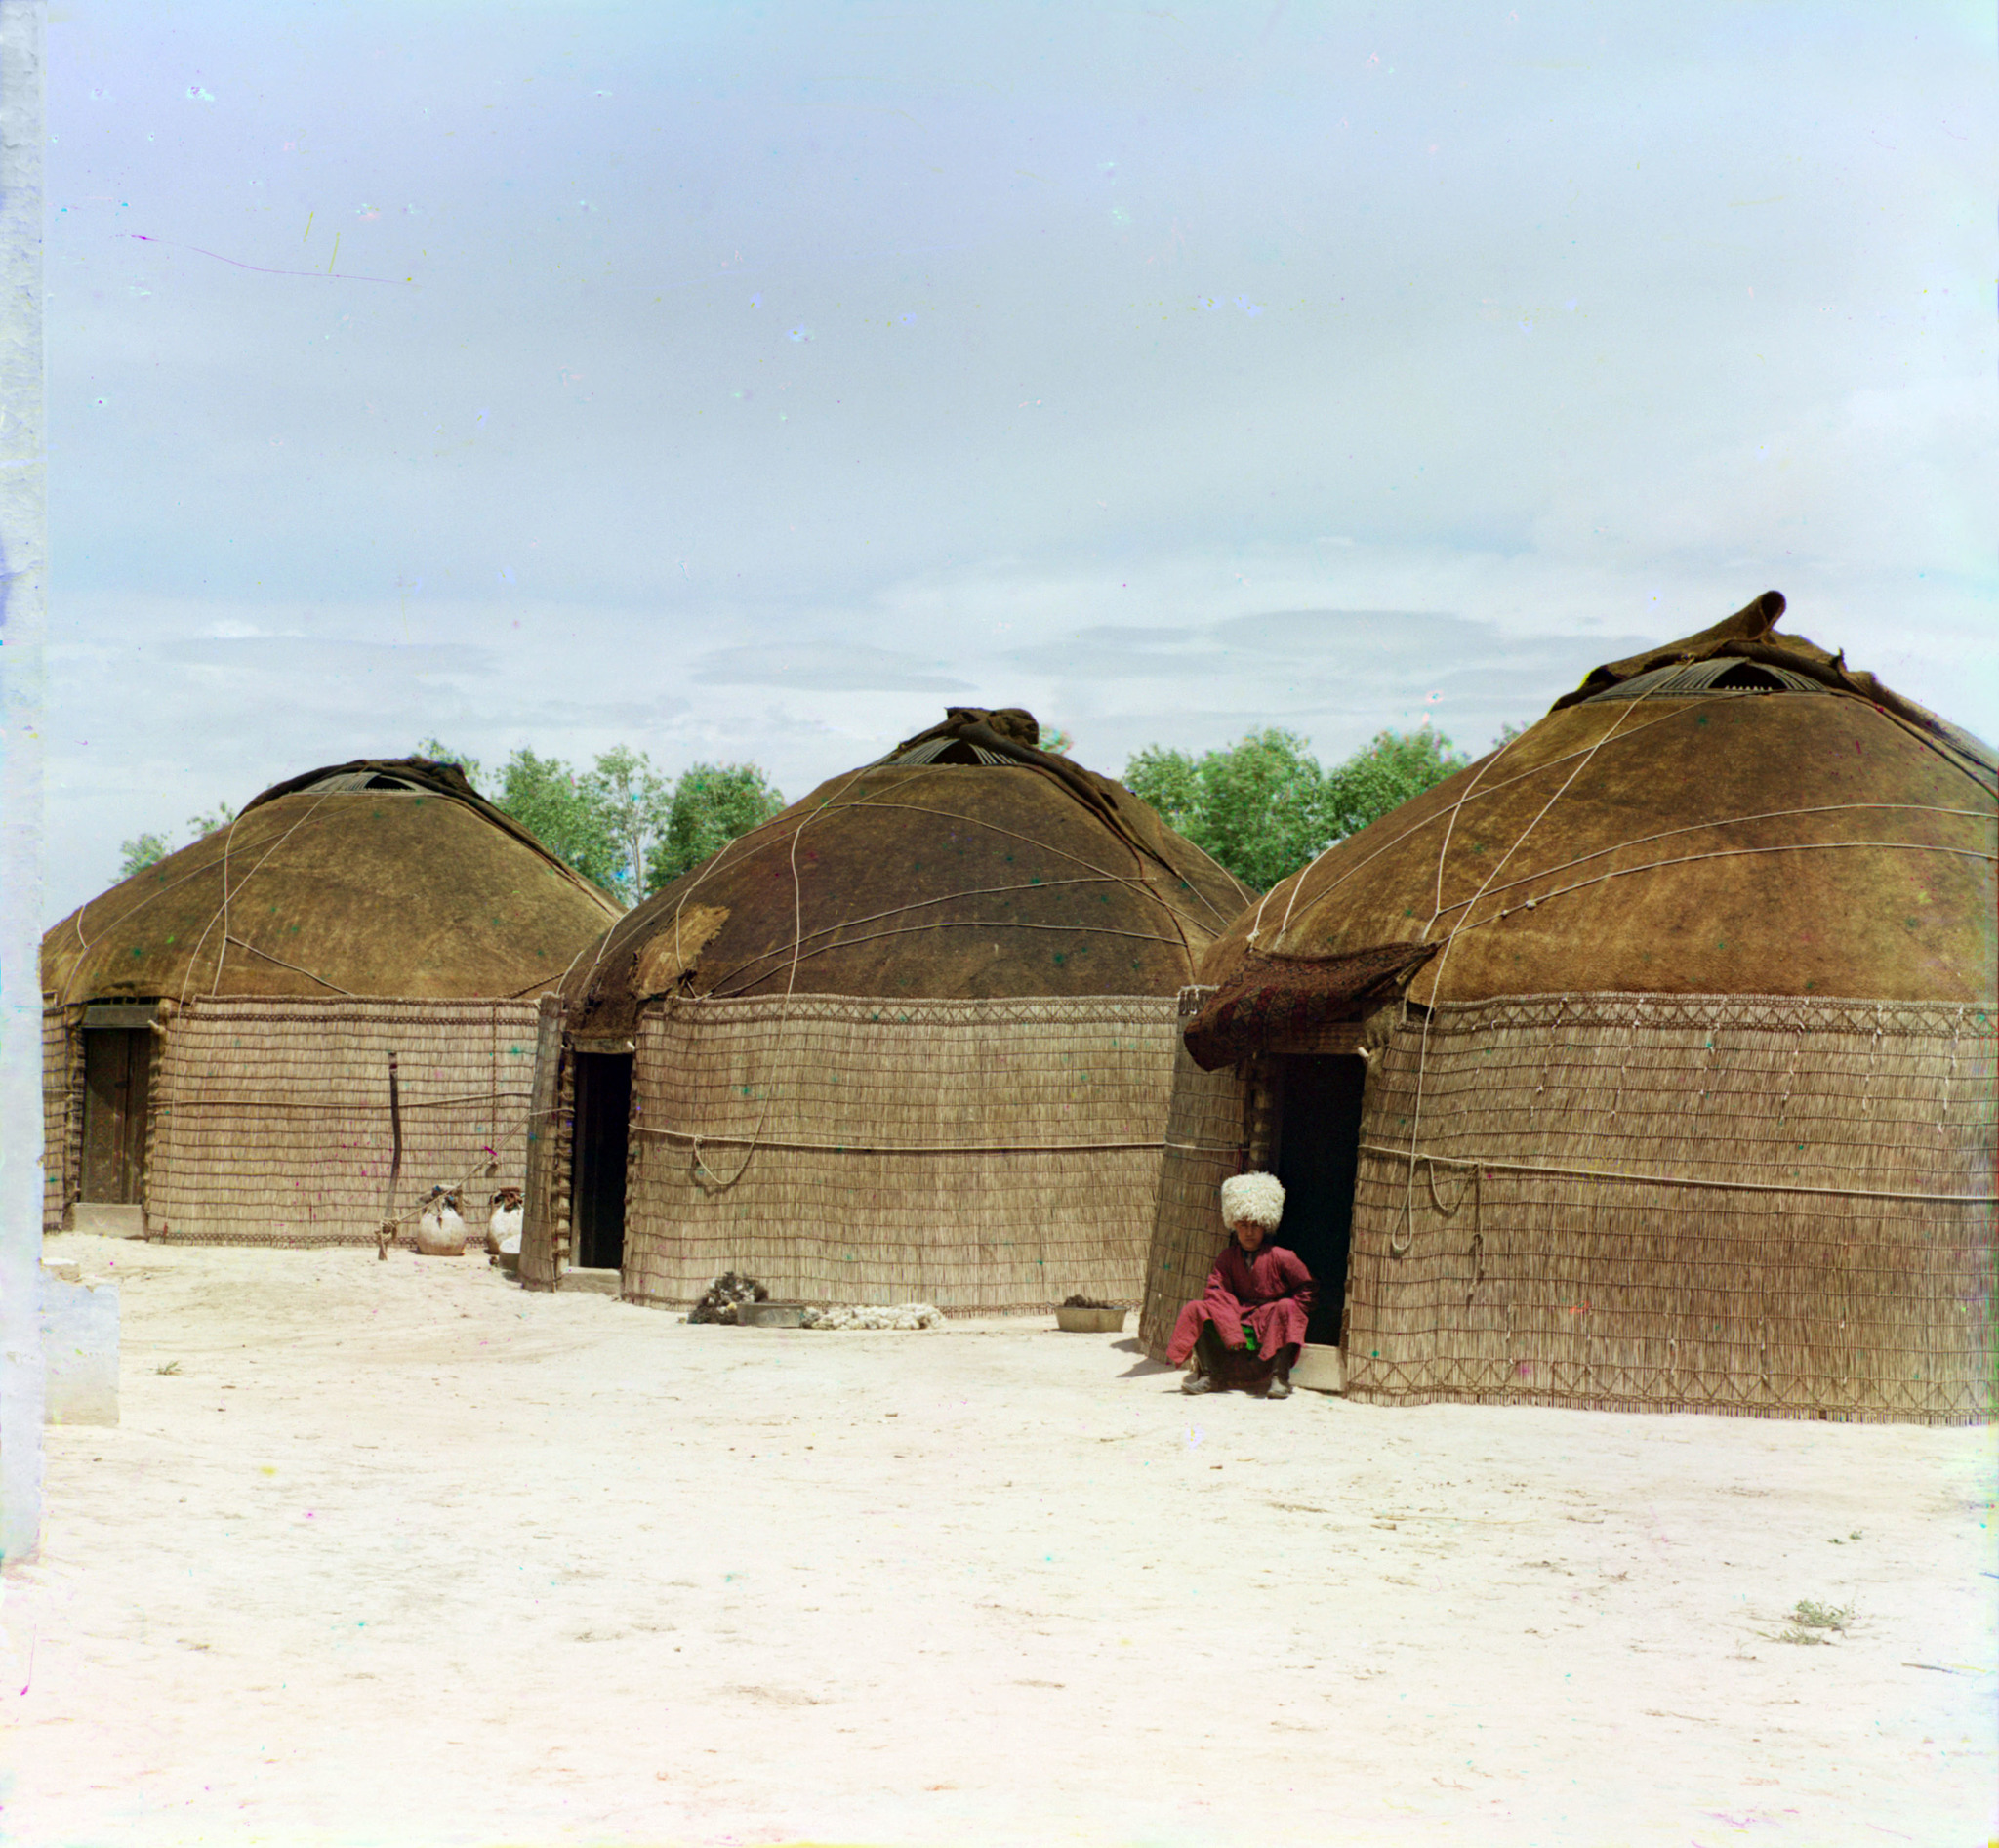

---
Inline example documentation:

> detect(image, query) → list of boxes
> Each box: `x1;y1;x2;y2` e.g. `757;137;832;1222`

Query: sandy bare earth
4;1238;1994;1848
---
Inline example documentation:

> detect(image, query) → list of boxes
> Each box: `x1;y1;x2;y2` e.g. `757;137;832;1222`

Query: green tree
592;746;674;904
1123;724;1470;891
1124;729;1327;890
1194;728;1334;892
186;801;238;840
1320;726;1470;842
1122;744;1203;838
119;832;172;879
648;762;786;891
495;748;625;897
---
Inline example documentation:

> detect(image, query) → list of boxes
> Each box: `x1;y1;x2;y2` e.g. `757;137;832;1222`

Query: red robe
1167;1241;1316;1369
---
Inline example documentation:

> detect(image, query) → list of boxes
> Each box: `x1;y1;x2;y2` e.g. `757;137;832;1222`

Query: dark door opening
571;1052;632;1272
81;1026;153;1205
1272;1054;1367;1347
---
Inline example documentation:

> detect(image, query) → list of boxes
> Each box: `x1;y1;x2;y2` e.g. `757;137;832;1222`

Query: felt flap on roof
879;705;1204;885
1183;940;1440;1072
1550;591;1996;793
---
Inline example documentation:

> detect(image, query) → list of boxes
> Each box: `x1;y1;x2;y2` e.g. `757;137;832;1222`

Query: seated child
1166;1171;1314;1398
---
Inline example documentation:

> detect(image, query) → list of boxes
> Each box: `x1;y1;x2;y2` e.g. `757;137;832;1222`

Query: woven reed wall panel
145;997;542;1246
1137;1042;1248;1358
553;1050;575;1272
42;1006;73;1234
1343;993;1996;1423
620;994;1180;1312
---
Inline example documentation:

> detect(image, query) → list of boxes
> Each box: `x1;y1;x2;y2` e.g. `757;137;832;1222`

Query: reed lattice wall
42;1004;75;1234
143;996;543;1245
1141;992;1996;1423
620;993;1180;1313
1136;991;1248;1358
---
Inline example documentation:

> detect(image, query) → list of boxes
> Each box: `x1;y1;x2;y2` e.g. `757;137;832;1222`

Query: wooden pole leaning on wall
376;1050;403;1260
517;993;564;1291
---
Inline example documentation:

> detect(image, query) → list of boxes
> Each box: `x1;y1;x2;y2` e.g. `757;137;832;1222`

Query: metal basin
1054;1306;1128;1334
736;1300;809;1329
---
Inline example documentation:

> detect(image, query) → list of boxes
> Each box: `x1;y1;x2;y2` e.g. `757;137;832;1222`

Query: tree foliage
118;804;237;881
648;762;787;890
118;832;172;879
416;738;779;907
492;748;629;897
110;743;783;907
1123;724;1475;891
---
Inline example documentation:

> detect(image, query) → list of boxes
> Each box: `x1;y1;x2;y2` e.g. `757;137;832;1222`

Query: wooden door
81;1027;153;1203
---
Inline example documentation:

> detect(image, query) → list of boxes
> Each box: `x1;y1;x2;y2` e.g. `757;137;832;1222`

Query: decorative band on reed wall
1140;991;1997;1425
620;992;1182;1313
143;996;544;1246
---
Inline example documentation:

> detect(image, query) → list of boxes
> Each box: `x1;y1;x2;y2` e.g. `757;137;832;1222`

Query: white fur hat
1220;1170;1285;1229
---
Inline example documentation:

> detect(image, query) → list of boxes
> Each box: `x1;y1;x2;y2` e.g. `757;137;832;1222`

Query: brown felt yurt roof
1185;594;1997;1068
43;758;625;1006
562;707;1256;1034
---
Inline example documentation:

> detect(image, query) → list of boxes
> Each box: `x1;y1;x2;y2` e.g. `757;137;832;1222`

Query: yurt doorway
571;1051;631;1272
80;1011;155;1207
1272;1055;1366;1347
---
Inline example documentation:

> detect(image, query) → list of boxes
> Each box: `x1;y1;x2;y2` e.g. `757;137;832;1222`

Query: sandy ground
3;1238;1994;1848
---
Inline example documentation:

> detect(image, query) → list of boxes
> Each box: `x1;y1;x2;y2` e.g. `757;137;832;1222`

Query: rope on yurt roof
1421;800;1998;925
58;792;335;1004
692;871;1190;992
687;769;853;1192
833;788;1224;941
1245;697;1716;951
651;770;1232;990
1389;697;1650;1254
709;918;1193;998
173;792;342;1006
1443;839;1997;935
1421;727;1530;941
500;959;592;1001
220;935;359;995
1263;691;1991;957
618;749;1245;1015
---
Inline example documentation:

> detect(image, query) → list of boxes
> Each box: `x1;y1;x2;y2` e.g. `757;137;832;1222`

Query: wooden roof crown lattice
44;757;625;1006
562;706;1257;1034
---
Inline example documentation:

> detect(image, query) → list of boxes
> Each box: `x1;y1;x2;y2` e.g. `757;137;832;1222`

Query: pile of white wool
799;1302;945;1331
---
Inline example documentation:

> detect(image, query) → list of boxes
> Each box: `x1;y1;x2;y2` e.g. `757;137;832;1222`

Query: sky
40;0;1997;921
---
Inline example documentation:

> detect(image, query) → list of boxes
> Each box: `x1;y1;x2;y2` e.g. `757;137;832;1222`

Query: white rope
1361;1143;1999;1207
1391;699;1647;1255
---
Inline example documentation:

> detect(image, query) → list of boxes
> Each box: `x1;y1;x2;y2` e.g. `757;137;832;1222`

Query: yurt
42;758;624;1245
520;707;1255;1311
1139;593;1997;1422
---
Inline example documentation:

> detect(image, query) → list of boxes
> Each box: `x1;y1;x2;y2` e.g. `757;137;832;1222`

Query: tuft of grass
1792;1598;1855;1632
1763;1598;1856;1646
156;1360;183;1376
